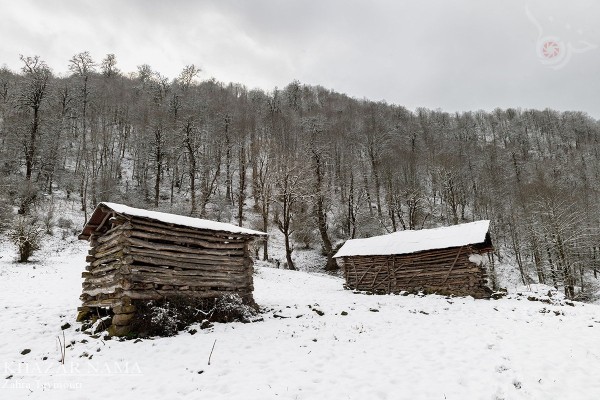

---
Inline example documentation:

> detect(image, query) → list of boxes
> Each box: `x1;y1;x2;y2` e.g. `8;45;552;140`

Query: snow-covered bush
148;304;180;337
57;217;75;239
131;298;193;337
130;294;259;337
57;217;73;230
212;293;258;323
8;217;43;262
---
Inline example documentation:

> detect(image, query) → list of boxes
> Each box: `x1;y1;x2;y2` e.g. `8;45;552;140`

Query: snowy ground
1;237;600;400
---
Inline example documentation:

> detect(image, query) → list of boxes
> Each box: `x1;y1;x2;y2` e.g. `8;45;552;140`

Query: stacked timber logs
339;245;492;298
78;210;259;335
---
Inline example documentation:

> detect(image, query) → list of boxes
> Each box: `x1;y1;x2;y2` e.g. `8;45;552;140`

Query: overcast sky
1;0;598;118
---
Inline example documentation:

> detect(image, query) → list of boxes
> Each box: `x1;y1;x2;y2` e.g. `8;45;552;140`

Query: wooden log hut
77;202;267;335
333;220;493;298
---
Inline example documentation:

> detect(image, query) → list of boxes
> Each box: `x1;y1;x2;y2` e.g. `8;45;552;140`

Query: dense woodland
1;52;600;298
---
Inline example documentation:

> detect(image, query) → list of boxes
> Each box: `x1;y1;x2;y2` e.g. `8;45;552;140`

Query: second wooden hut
333;220;493;298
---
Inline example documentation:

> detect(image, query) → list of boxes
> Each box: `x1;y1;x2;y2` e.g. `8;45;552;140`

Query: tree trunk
277;175;296;271
262;205;269;261
347;171;357;239
224;116;233;204
237;143;246;226
313;151;337;271
369;150;383;218
361;158;374;216
25;106;39;181
183;121;197;215
284;231;295;270
154;127;162;207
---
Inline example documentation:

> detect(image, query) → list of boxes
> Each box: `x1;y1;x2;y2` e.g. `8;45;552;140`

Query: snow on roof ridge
100;202;267;236
333;220;490;258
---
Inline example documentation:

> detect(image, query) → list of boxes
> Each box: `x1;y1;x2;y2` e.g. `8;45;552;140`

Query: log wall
339;245;492;298
78;213;257;335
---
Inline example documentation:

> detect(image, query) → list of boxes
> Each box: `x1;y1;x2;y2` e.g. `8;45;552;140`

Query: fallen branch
57;331;66;365
208;339;217;365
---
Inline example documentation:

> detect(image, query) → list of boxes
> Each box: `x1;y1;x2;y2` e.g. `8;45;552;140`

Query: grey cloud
0;0;598;117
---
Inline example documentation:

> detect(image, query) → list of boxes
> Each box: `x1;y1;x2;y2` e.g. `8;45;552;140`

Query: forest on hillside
1;52;599;298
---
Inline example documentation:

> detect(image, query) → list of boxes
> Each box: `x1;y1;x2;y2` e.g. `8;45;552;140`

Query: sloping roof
333;220;490;258
79;202;267;240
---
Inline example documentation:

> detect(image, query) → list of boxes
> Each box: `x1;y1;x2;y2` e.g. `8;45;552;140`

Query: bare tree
182;118;198;215
532;197;591;298
19;55;51;182
305;118;337;270
274;161;306;270
100;53;120;78
177;64;201;90
255;149;272;260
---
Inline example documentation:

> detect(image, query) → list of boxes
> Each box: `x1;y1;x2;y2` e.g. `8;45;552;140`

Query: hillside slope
1;238;599;400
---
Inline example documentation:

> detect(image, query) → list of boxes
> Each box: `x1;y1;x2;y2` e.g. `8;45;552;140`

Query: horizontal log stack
338;245;493;298
78;203;265;336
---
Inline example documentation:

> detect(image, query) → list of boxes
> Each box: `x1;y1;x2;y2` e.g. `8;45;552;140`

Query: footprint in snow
513;379;522;389
496;365;510;373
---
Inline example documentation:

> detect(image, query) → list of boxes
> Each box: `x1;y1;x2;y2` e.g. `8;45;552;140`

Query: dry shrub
9;217;43;262
129;294;259;337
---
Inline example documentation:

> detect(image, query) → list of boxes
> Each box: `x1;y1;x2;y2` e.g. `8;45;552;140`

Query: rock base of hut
78;213;257;336
339;246;492;299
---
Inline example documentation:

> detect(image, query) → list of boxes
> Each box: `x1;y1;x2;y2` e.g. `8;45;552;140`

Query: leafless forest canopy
1;52;599;297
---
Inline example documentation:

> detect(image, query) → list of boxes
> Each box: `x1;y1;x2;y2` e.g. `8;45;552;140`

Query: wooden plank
122;289;252;300
128;230;245;250
126;236;245;257
91;249;124;267
101;220;132;237
128;217;251;241
125;246;244;264
128;273;249;288
82;298;123;308
130;254;245;271
83;271;121;285
130;220;248;244
129;264;248;279
87;257;133;275
96;226;129;244
82;284;122;297
92;235;127;256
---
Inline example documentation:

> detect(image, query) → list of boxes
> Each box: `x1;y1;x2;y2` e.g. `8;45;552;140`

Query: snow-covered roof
80;202;267;239
333;220;490;258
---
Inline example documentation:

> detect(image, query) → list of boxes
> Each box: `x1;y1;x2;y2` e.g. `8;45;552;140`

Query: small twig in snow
208;339;217;366
57;331;66;365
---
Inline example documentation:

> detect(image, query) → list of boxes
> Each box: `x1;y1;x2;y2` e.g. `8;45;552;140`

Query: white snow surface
334;220;490;258
98;202;267;236
2;236;600;399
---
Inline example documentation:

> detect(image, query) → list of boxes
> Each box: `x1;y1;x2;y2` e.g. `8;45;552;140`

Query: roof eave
79;203;268;240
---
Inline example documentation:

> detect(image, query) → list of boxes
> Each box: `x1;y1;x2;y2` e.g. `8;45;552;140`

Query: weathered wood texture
80;210;259;334
339;245;493;298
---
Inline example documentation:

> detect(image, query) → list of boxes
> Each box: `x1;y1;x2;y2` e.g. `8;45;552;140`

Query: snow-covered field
1;237;600;400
